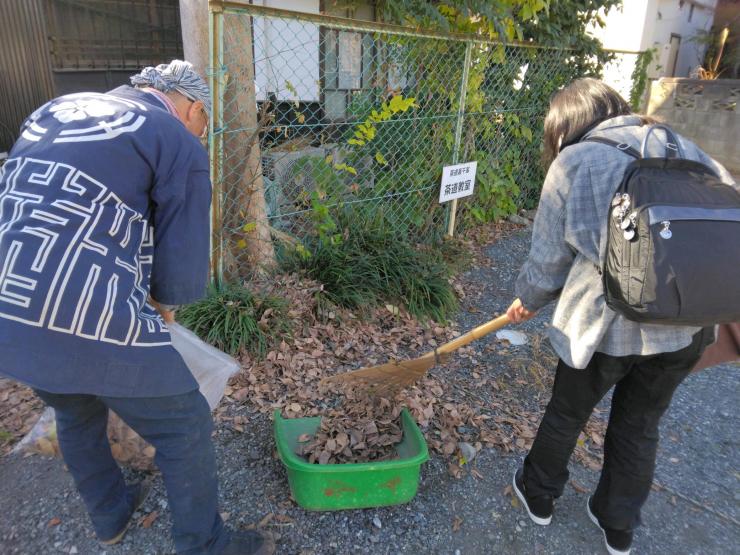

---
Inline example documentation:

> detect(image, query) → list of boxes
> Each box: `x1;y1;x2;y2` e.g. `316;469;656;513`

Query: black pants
523;330;708;531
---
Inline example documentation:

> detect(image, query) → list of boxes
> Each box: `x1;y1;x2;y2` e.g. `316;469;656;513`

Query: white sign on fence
439;161;477;203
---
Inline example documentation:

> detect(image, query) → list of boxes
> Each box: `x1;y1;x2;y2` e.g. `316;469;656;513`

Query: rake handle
435;314;511;356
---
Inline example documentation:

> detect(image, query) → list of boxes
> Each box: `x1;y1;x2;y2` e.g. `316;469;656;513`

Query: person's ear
187;100;205;124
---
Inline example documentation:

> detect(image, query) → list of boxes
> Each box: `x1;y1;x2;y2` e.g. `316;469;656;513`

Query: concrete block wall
647;78;739;174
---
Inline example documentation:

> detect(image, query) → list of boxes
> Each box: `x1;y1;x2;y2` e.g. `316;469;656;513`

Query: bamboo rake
323;314;511;395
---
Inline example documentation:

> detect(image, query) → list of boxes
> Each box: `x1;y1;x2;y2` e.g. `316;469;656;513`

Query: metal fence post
446;40;473;237
209;1;224;283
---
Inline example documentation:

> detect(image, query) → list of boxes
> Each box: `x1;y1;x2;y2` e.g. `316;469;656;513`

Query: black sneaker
221;529;276;555
100;480;152;545
587;496;633;555
513;467;553;525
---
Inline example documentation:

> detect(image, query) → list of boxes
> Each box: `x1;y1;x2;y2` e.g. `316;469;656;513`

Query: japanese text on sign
439;161;477;203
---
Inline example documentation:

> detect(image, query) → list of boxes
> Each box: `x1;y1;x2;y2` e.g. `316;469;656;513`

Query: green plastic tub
273;408;429;511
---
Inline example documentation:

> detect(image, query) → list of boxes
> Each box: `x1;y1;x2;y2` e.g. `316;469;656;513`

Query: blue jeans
34;388;230;554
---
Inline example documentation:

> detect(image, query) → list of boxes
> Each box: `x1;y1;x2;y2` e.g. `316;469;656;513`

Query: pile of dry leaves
223;269;608;472
0;378;43;456
296;395;403;464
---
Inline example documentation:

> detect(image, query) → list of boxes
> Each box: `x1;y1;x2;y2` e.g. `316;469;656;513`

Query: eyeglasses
189;101;209;139
181;91;209;131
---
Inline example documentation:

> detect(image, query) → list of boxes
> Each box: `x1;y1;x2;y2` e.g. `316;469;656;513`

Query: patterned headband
131;60;211;117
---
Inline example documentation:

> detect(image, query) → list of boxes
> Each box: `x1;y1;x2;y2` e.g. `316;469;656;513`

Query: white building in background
590;0;719;101
250;0;376;119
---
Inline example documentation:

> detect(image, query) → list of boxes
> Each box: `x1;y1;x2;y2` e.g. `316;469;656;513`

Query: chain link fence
208;2;587;280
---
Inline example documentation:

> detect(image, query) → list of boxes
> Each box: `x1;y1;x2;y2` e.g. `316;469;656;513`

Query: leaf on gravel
140;511;158;529
569;480;588;494
452;515;463;532
47;517;61;527
447;462;463;479
233;388;250;402
590;431;603;446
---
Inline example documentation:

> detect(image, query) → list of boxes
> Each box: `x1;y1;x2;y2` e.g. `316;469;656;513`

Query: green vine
629;48;657;111
316;1;621;232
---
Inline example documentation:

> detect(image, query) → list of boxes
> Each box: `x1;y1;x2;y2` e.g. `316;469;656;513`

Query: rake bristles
322;352;448;397
323;314;511;396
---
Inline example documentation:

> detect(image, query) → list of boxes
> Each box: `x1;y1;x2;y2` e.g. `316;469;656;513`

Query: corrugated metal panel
0;0;56;153
46;0;184;70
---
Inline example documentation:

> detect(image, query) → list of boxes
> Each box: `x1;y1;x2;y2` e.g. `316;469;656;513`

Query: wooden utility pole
220;8;276;277
180;0;276;279
178;0;209;77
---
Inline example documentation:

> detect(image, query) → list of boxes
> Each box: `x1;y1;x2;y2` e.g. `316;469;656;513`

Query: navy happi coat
0;86;210;397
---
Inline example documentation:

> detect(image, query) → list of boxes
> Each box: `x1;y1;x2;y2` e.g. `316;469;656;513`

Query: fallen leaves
139;511;158;529
15;407;155;471
452;515;463;532
447;462;463;479
0;379;44;455
214;271;607;473
570;480;589;494
0;224;614;477
296;394;404;464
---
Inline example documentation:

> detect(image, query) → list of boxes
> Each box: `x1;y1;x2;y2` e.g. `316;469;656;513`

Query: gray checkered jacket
515;115;736;369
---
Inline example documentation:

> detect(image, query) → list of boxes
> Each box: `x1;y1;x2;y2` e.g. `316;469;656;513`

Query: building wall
589;1;722;105
252;0;322;102
651;0;717;78
589;0;659;52
591;0;720;85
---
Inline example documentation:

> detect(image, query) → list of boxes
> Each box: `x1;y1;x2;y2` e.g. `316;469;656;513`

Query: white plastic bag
168;322;240;410
15;324;240;468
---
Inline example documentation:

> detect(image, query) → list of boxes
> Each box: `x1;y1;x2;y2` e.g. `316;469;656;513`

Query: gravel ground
1;227;738;555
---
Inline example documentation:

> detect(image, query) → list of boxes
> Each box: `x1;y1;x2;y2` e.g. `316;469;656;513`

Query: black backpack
584;125;740;326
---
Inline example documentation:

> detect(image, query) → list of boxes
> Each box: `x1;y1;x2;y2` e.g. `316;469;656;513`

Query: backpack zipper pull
660;221;672;239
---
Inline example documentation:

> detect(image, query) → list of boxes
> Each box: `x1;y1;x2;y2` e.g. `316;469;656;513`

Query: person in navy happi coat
0;60;273;555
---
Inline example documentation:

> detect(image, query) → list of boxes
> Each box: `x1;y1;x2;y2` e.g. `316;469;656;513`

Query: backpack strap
582;136;641;159
641;124;683;159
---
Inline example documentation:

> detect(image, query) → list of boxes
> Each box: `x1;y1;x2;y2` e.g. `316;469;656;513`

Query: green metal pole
209;2;224;283
446;40;473;237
